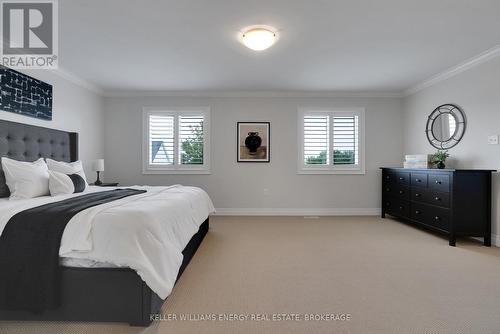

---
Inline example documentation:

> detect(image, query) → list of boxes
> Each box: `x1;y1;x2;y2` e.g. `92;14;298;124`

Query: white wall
103;95;403;213
403;56;500;243
0;70;104;178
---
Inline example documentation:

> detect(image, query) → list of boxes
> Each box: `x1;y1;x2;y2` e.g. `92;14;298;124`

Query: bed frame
0;119;209;326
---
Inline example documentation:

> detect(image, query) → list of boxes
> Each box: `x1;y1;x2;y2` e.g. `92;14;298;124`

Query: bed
0;119;213;326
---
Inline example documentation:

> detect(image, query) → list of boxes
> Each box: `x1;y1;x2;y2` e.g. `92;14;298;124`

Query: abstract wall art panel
0;66;52;120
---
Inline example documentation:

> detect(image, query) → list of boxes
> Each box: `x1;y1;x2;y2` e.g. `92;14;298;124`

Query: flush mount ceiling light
239;26;278;51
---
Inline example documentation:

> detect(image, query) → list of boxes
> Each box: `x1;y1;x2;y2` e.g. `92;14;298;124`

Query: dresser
380;167;495;246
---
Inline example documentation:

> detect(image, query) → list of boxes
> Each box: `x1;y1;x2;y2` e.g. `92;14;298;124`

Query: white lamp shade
92;159;105;172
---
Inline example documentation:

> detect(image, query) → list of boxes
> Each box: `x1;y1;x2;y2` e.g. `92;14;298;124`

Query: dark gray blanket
0;188;146;313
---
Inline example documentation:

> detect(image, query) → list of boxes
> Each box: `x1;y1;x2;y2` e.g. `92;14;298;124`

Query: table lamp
92;159;104;185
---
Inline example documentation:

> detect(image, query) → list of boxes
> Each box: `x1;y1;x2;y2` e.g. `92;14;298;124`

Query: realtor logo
0;0;58;69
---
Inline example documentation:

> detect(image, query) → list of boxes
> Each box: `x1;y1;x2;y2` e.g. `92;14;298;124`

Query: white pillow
1;157;50;199
46;159;88;186
48;170;87;196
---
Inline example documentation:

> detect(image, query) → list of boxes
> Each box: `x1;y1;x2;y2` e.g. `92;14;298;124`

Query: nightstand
93;182;119;187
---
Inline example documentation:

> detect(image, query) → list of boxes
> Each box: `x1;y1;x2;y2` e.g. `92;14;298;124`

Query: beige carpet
2;216;500;334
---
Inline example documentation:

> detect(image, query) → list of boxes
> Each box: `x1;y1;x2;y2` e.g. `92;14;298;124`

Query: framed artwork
237;122;270;162
0;66;53;120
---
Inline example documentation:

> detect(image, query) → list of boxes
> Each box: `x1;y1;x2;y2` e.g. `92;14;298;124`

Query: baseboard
472;234;499;247
213;208;381;216
492;234;500;247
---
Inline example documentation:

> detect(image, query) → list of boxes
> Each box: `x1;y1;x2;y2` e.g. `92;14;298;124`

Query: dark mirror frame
426;104;466;150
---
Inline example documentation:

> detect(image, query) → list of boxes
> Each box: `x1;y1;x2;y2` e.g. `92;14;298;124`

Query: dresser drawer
384;184;410;200
411;173;428;187
411;203;450;231
428;174;451;193
395;171;410;185
383;171;410;185
384;198;410;218
411;188;450;208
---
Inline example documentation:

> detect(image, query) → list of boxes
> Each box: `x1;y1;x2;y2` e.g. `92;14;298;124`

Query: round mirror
431;113;457;142
426;104;466;149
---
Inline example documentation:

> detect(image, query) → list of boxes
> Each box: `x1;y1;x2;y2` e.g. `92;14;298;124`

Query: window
143;107;210;174
298;108;365;174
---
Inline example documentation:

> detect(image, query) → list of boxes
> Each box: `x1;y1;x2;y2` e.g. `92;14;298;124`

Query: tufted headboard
0;119;78;197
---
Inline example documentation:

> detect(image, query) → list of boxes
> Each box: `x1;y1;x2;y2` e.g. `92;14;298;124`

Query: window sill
142;169;211;175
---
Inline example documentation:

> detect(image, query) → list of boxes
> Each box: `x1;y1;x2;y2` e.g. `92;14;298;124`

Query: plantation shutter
179;115;204;165
149;114;174;165
333;115;358;165
303;115;329;165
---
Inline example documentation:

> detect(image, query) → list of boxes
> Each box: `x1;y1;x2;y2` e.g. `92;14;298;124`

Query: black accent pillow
48;170;88;196
68;174;86;193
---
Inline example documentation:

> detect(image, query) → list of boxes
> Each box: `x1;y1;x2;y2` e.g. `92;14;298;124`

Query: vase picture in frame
237;122;270;162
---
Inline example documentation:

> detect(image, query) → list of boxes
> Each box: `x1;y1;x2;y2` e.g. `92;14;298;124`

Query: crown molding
102;90;403;98
50;66;104;96
404;44;500;96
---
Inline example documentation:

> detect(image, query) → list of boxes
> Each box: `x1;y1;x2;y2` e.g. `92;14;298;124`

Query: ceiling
59;0;500;93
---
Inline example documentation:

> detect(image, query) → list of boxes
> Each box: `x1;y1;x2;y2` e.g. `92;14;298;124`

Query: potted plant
431;150;450;169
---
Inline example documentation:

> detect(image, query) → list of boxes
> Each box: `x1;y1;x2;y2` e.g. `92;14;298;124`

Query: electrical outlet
488;135;499;145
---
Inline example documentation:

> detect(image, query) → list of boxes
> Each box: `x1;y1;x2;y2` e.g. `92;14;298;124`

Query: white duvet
0;185;215;299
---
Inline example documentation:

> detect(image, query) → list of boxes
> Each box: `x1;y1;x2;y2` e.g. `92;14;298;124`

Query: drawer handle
434;216;441;221
434;197;441;201
435;180;442;184
415;179;421;182
399;190;404;194
415;210;421;214
399;177;404;181
415;193;421;197
399;206;404;210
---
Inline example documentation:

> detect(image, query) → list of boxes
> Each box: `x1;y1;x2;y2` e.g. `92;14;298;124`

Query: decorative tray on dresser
380;167;496;246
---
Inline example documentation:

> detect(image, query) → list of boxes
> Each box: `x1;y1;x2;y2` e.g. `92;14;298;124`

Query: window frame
142;107;211;174
297;107;365;175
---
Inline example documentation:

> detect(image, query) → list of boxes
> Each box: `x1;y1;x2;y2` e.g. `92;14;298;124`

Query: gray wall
0;70;104;178
103;95;403;213
403;56;500;243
